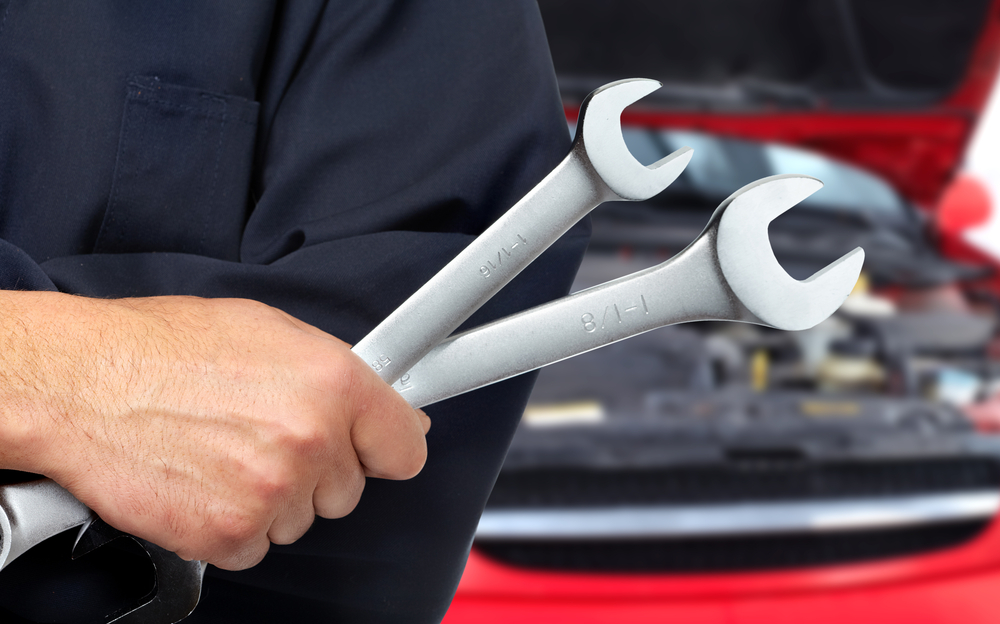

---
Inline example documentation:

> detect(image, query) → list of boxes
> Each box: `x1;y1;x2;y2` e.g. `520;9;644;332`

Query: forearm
0;290;122;476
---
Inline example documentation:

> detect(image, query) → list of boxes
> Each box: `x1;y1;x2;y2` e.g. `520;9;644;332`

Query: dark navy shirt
0;1;588;622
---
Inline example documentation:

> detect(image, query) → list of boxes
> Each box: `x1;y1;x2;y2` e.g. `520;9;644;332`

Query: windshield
619;127;910;220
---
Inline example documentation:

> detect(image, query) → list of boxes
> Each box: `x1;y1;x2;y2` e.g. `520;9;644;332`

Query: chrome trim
475;492;1000;540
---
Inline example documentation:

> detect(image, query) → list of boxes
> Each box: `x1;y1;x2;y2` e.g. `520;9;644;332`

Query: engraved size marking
480;234;528;278
396;373;413;392
371;355;392;372
601;304;621;328
581;295;648;333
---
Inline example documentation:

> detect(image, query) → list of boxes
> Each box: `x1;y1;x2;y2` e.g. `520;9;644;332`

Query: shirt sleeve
0;240;58;291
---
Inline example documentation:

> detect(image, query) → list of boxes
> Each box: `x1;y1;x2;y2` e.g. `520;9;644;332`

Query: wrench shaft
391;174;864;409
352;79;692;384
393;232;758;408
352;146;613;383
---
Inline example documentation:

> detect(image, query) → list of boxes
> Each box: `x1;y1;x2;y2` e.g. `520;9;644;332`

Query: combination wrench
0;78;691;624
392;174;865;407
352;78;692;383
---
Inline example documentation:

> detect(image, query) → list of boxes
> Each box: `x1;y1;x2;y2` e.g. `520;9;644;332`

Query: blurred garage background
446;1;1000;622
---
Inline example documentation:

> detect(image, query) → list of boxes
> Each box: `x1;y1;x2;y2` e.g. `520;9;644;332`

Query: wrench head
73;519;205;624
715;174;865;331
576;78;692;201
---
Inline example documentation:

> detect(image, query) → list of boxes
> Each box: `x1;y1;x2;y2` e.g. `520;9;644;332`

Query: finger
348;370;429;480
196;533;271;572
417;409;431;434
267;493;318;546
313;449;367;519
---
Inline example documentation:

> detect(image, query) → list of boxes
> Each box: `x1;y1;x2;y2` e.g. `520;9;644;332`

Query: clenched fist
0;292;429;570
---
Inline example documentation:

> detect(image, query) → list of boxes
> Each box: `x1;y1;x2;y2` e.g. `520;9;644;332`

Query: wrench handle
352;145;613;384
393;233;758;408
0;478;93;570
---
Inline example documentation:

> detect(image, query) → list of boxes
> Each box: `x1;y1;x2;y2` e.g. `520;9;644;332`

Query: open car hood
540;0;1000;207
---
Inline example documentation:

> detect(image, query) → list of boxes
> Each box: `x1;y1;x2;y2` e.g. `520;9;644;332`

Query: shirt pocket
93;76;259;260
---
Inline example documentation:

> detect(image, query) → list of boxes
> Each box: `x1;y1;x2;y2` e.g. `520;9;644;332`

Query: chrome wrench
0;78;691;624
392;175;866;408
352;78;692;383
0;479;204;624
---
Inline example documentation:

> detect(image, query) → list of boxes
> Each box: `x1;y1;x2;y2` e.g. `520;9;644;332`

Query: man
0;1;588;622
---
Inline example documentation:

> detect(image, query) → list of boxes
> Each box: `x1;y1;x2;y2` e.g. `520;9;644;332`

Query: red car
446;1;1000;622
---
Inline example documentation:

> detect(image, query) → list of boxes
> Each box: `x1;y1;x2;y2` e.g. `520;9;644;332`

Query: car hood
540;0;1000;207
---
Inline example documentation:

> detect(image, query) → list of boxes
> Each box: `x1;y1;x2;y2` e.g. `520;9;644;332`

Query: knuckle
272;416;330;459
247;464;298;506
300;351;354;399
214;512;262;547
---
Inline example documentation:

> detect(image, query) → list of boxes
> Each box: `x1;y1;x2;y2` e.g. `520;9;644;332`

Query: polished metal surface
0;483;204;623
394;175;865;407
475;491;1000;540
716;176;865;330
0;479;92;570
73;518;207;624
353;78;692;384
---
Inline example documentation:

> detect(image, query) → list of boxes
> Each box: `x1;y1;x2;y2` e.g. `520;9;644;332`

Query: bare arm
0;291;430;571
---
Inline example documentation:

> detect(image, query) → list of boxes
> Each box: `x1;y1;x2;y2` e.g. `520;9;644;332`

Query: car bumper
446;512;1000;624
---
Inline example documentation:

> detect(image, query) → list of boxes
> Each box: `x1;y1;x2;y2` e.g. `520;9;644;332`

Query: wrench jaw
0;479;94;572
0;505;12;573
575;78;693;201
713;174;866;331
72;519;205;624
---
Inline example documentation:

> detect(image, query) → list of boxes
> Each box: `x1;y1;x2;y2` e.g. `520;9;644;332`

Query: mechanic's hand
0;292;430;571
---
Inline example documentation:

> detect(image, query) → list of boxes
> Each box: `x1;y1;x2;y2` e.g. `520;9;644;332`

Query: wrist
0;291;131;476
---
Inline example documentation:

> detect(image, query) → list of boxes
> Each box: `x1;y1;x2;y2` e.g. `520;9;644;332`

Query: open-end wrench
391;175;866;408
0;78;691;624
0;480;93;571
352;78;692;383
0;479;206;624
